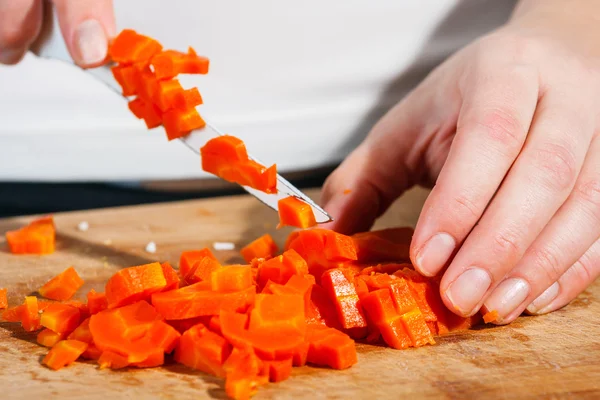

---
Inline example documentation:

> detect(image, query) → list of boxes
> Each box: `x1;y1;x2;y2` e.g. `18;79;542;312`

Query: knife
30;5;332;224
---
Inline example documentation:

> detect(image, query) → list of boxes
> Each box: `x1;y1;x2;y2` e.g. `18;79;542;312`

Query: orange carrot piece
305;325;357;370
162;107;206;140
152;283;256;320
111;64;139;96
240;234;278;263
261;358;293;383
2;300;52;323
40;304;81;334
483;310;499;324
401;308;436;347
0;288;7;309
128;97;162;129
98;350;130;370
223;347;265;400
166;317;209;334
39;267;84;301
42;340;88;370
105;262;167;308
255;249;308;290
174;87;203;110
37;329;67;347
161;262;181;291
179;248;218;278
249;293;306;335
211;265;253;292
131;349;165;368
321;269;367;330
151;49;210;80
67;318;93;343
22;296;41;332
109;29;163;65
208;315;222;335
152;79;185;111
81;344;102;360
186;256;223;284
292;342;310;367
277;196;317;229
87;289;108;315
5;216;55;255
174;323;231;377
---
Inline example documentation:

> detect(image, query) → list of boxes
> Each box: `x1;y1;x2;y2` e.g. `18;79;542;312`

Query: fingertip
72;18;109;67
0;47;27;65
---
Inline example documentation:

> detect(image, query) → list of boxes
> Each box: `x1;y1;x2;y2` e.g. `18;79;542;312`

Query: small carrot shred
5;216;55;255
0;288;7;309
42;340;88;370
39;267;84;301
277;196;317;229
483;310;499;324
240;234;278;263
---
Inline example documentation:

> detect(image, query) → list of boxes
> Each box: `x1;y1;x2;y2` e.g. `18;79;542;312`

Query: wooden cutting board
1;188;598;400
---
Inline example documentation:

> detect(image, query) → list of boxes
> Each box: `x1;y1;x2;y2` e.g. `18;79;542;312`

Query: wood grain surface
1;188;598;400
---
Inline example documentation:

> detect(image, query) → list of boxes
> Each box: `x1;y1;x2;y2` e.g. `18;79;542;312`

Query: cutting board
1;188;599;400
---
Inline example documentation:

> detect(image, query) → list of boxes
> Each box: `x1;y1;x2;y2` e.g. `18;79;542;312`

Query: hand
0;0;115;67
321;0;600;324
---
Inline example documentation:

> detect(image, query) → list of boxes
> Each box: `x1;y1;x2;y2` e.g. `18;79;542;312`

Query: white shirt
0;0;516;182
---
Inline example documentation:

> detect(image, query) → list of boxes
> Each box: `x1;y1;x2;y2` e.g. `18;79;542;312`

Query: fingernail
526;282;559;314
0;48;25;64
415;233;455;277
483;278;530;321
446;268;492;315
73;19;108;66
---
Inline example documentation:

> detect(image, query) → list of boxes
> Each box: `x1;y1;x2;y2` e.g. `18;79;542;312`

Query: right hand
0;0;115;67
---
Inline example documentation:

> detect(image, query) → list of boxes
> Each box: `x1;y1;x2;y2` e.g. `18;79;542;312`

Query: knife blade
30;4;333;224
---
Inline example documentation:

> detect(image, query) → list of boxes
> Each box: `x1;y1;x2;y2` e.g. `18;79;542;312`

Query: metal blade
30;3;333;223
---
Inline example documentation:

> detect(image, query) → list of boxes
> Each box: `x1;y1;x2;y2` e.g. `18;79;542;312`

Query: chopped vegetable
5;216;55;255
0;288;7;309
277;196;317;229
37;329;67;347
151;48;209;80
39;267;84;301
483;310;499;323
40;303;82;334
179;249;218;278
109;29;163;65
43;340;88;370
87;289;108;315
240;234;278;263
105;262;167;308
22;296;41;332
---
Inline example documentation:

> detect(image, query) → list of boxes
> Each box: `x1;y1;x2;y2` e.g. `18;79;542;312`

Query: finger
440;85;596;317
321;66;461;235
52;0;115;67
527;236;600;315
0;0;43;64
410;64;538;278
483;135;600;323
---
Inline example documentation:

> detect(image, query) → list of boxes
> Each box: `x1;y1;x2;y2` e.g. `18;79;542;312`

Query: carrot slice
105;262;167;308
179;248;218;279
211;265;253;292
320;269;367;330
109;29;163;65
42;340;88;370
39;267;84;301
40;304;82;334
151;49;210;80
483;310;499;324
37;329;67;347
174;323;231;377
0;288;7;309
22;296;41;332
277;196;317;229
151;283;256;320
5;216;55;255
162;107;206;140
240;234;278;263
305;325;357;370
86;289;108;315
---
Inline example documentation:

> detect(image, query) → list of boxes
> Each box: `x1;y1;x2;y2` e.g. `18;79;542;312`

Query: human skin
322;0;600;324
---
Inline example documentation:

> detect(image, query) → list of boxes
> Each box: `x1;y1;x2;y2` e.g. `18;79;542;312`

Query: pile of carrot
2;216;490;399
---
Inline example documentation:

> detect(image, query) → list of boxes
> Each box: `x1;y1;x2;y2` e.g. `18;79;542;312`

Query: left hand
321;0;600;324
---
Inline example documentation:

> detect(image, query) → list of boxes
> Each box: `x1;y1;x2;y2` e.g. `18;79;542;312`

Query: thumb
52;0;116;67
321;72;460;235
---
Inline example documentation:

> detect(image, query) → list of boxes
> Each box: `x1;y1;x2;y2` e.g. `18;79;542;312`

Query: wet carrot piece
174;324;231;377
39;267;84;301
67;318;93;343
179;248;218;278
240;234;278;263
305;325;357;370
105;262;167;308
211;265;253;292
277;196;317;229
37;329;67;347
43;340;88;370
321;269;367;330
40;304;82;334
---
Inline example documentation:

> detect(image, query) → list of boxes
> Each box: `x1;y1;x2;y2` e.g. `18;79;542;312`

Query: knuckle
491;229;523;263
448;192;481;222
531;142;578;192
528;245;565;284
465;108;525;155
573;179;600;222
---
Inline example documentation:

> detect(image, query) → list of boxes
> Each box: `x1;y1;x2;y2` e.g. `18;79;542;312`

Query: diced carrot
162;107;206;141
38;267;84;301
131;349;165;368
255;249;308;290
98;350;130;370
37;329;67;347
174;87;203;110
174;323;231;377
321;269;367;330
127;97;162;129
208;315;222;335
277;196;317;229
0;288;7;309
109;29;163;65
22;296;41;332
248;293;306;335
5;216;55;255
211;265;253;292
261;358;293;382
40;304;82;334
161;262;181;291
81;344;102;360
2;300;52;323
152;283;256;320
240;234;278;263
483;310;499;324
151;49;209;80
42;340;88;370
105;262;167;308
223;347;265;400
152;79;184;111
67;318;93;343
179;248;218;278
360;289;412;349
305;325;357;370
292;342;310;367
86;289;108;315
401;308;436;347
111;64;139;96
166;317;209;334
